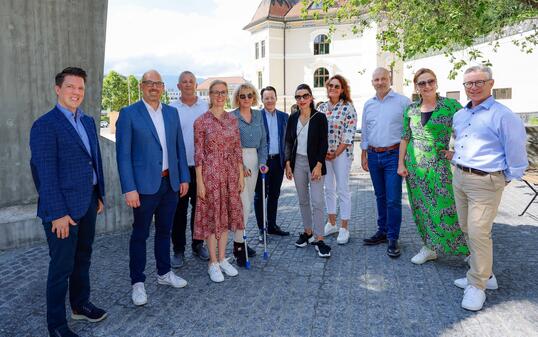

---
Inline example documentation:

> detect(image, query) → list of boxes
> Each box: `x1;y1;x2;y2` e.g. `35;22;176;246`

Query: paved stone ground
1;158;538;337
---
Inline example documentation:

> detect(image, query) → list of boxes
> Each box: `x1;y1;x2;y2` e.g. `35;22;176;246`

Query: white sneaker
219;258;238;277
410;246;438;265
461;285;486;311
336;227;350;244
324;222;338;236
454;274;498;290
208;263;224;283
157;271;187;288
132;282;147;306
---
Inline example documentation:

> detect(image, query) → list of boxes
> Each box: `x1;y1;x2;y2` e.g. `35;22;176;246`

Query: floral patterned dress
193;111;244;240
318;100;357;159
402;97;468;255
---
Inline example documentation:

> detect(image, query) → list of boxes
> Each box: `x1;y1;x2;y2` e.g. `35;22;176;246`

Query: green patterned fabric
402;96;469;255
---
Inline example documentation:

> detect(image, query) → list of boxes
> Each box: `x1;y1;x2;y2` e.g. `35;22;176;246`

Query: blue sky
104;0;260;81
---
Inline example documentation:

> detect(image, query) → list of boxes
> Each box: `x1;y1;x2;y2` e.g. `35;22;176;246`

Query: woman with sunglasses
193;80;244;282
230;83;267;267
285;84;331;258
318;75;357;245
397;68;468;264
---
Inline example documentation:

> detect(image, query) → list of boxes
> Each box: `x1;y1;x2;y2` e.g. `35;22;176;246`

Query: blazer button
88;161;92;165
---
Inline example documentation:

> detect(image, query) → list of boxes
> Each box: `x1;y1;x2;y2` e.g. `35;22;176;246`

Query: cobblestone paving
1;160;538;337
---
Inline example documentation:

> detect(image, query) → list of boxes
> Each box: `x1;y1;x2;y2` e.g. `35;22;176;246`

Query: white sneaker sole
454;278;498;290
132;297;147;306
157;278;187;288
71;312;108;322
411;255;437;265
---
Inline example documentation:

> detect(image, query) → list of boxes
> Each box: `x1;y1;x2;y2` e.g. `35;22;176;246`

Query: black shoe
268;225;290;236
363;232;388;245
71;302;107;323
233;241;247;267
312;240;331;258
192;243;210;261
247;244;257;257
387;240;401;258
49;324;80;337
295;232;314;247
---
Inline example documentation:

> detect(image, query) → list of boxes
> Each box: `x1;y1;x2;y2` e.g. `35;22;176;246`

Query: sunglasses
294;93;311;101
416;79;436;88
328;83;341;89
239;93;254;100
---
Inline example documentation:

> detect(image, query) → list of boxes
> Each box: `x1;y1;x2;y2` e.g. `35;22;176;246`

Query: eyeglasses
142;80;164;88
239;93;254;100
210;90;227;97
463;80;491;88
328;83;341;89
294;93;311;101
416;79;436;88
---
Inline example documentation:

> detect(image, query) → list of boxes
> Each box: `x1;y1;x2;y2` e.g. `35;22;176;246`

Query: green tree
161;90;170;104
127;75;140;105
101;71;128;111
303;0;538;78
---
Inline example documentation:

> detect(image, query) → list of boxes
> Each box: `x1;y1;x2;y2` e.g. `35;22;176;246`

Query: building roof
244;0;300;30
197;77;247;90
285;0;344;20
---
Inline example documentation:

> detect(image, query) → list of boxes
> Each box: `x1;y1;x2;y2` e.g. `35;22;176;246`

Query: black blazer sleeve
284;112;297;163
315;113;328;165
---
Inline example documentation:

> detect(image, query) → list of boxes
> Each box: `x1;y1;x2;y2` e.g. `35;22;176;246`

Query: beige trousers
453;167;505;290
235;148;258;242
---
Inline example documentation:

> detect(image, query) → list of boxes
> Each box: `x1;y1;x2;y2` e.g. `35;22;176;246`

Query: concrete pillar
0;0;132;249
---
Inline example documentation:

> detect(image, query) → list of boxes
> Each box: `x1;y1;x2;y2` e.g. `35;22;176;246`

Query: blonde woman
230;83;267;267
193;80;244;282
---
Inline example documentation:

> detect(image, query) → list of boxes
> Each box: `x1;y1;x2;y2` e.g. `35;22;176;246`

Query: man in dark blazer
30;67;107;337
254;86;290;240
116;69;190;306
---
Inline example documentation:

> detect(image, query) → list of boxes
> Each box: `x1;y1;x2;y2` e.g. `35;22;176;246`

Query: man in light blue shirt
361;67;410;258
451;65;527;312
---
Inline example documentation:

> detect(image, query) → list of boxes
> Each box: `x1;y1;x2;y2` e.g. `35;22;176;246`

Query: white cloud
104;0;260;79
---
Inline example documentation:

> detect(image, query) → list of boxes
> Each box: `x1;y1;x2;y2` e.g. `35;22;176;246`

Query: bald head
141;69;162;82
371;67;391;98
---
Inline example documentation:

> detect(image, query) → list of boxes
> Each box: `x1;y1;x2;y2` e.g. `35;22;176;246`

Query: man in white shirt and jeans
169;71;210;268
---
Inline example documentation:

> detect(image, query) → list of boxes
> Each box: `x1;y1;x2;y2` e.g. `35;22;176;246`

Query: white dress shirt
142;99;169;171
169;97;208;166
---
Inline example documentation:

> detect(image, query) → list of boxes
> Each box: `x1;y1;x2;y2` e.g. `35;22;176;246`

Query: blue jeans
44;188;98;332
367;149;402;240
130;177;178;284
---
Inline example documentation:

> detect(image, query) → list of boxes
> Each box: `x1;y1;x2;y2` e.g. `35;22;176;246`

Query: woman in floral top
318;75;357;244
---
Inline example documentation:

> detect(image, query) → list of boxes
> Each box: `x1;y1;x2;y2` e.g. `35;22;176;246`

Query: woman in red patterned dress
193;80;245;283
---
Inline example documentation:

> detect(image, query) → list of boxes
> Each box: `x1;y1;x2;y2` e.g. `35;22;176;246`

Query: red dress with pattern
193;111;244;240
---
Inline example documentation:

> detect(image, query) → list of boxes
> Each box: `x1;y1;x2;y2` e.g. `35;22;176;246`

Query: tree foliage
102;71;129;112
102;71;170;110
303;0;538;78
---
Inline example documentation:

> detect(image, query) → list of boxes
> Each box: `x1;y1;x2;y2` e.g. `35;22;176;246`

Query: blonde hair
232;83;260;108
208;80;228;108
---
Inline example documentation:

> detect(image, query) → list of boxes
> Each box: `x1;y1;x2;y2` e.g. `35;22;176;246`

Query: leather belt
268;154;280;160
161;169;169;177
368;143;400;153
456;164;499;176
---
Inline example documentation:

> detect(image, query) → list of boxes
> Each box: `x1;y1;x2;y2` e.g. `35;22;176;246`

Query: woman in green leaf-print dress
397;68;469;265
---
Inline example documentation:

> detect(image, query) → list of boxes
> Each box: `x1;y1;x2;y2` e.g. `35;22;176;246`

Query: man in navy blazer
116;69;190;306
254;86;290;239
30;67;107;337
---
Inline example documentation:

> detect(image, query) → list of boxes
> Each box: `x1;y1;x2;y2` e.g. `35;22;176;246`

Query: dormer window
314;34;329;55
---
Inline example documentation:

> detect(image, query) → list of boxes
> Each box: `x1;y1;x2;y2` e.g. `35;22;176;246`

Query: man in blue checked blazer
115;69;190;306
254;86;290;239
30;67;107;337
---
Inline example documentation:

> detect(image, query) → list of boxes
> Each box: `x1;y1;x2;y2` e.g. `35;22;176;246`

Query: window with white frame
313;67;329;88
314;34;329;55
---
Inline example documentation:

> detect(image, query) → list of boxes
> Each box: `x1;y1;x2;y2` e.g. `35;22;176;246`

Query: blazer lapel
162;106;173;153
53;108;90;157
136;101;161;144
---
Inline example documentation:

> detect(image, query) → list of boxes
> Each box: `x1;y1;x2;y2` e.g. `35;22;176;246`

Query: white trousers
324;153;352;220
235;148;258;242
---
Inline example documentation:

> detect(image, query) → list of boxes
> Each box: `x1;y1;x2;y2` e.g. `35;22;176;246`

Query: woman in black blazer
284;84;331;258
